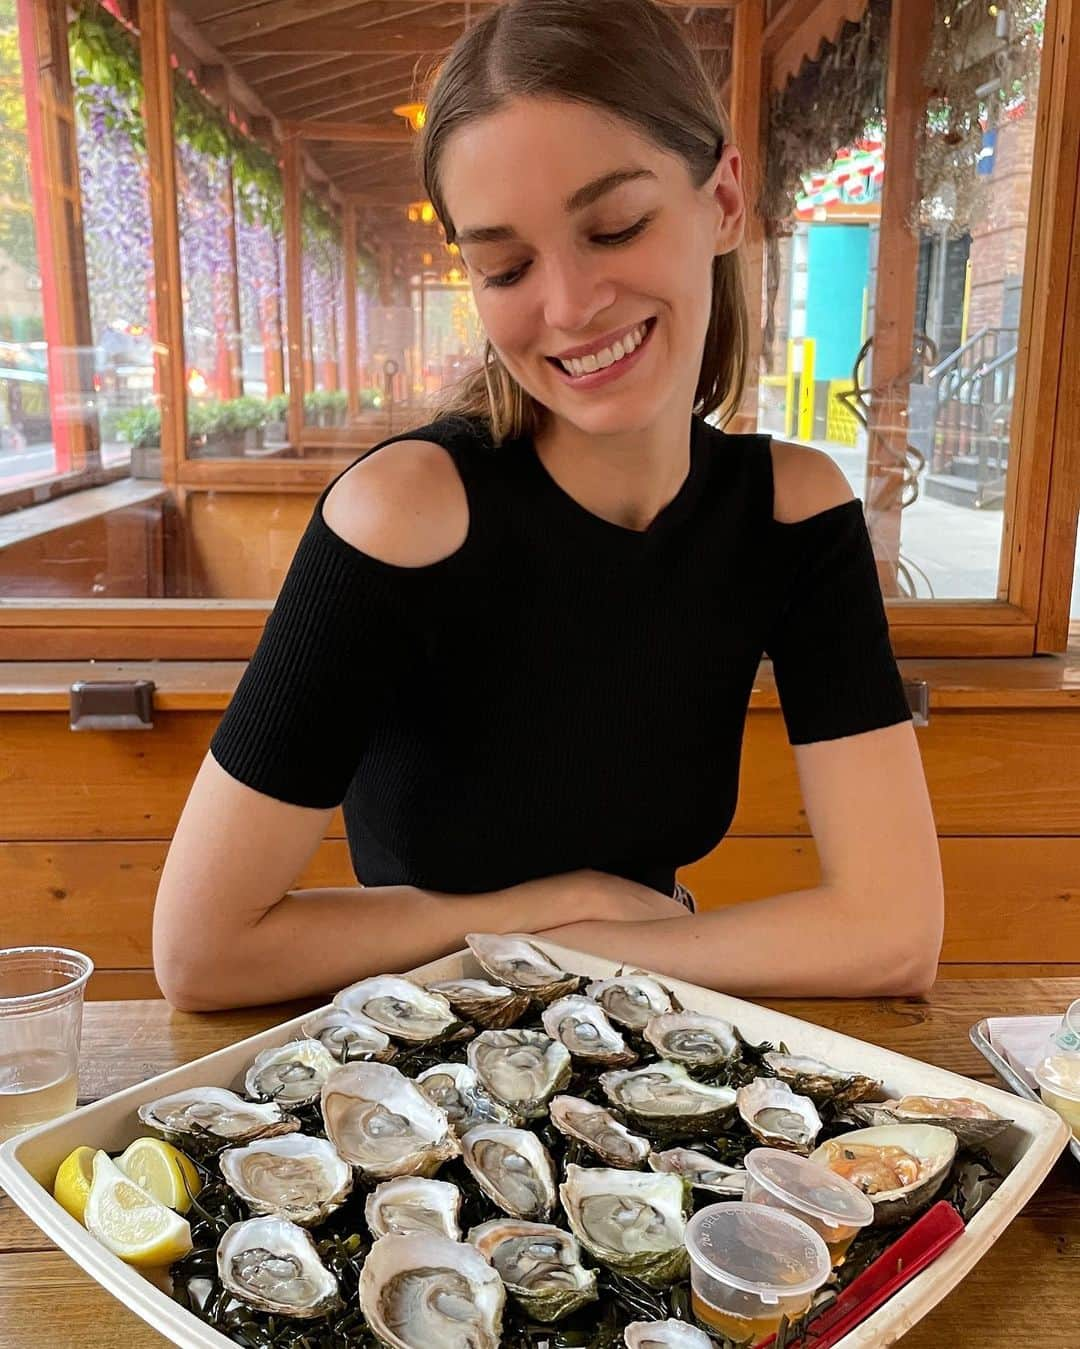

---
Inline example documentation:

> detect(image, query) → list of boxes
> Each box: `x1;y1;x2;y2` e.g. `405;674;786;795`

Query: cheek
477;295;538;359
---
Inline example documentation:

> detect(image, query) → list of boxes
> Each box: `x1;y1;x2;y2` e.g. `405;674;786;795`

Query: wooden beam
224;24;461;56
344;204;359;421
728;0;765;433
283;133;305;452
771;0;867;90
282;119;414;144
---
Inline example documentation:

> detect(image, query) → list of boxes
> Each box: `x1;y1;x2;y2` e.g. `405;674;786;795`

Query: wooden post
344;203;359;421
282;131;304;450
728;0;766;434
864;0;934;595
222;161;243;398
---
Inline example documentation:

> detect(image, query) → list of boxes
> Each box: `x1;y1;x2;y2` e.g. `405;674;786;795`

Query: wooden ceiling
169;1;736;209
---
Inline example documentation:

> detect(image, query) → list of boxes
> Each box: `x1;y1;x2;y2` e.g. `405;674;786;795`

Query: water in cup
0;1048;78;1142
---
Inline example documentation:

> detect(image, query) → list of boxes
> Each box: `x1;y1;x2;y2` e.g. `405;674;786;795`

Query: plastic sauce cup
684;1202;831;1344
743;1147;875;1266
1034;1053;1080;1138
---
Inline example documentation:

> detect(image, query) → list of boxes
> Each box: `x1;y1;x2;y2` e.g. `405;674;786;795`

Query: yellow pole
785;338;796;439
960;257;972;346
798;337;816;441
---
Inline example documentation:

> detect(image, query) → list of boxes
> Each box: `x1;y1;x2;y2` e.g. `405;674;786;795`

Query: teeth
559;322;649;377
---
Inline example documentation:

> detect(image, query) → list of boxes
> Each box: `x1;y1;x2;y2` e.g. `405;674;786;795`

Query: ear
711;144;746;254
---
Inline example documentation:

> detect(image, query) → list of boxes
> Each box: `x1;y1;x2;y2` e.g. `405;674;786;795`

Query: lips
545;317;656;375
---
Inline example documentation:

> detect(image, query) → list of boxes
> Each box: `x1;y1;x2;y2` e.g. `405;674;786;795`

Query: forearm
539;883;939;999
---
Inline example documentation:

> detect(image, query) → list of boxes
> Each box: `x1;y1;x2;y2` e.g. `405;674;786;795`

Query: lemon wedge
84;1149;193;1267
116;1136;202;1214
53;1145;97;1224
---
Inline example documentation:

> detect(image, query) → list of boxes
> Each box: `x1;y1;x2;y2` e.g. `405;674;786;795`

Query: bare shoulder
769;439;855;524
322;438;468;567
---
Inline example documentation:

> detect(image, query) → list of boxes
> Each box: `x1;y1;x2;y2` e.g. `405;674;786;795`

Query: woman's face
439;96;744;439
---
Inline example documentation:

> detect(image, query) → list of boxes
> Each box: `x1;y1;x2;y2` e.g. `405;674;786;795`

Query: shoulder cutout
769;439;855;524
321;438;469;568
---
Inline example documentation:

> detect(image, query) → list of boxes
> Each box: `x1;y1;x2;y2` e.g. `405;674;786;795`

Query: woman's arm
538;722;944;998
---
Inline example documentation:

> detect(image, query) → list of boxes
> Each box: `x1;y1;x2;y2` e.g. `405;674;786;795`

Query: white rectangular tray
0;943;1070;1349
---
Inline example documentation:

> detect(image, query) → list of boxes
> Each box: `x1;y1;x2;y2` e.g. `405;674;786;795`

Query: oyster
600;1061;737;1137
466;933;580;1004
426;977;532;1030
244;1040;337;1106
219;1134;352;1226
359;1232;504;1349
559;1164;689;1286
301;1008;396;1063
467;1028;572;1118
648;1148;747;1196
217;1216;340;1318
763;1051;880;1106
333;976;463;1043
809;1124;958;1225
845;1094;1011;1147
624;1320;714;1349
416;1063;521;1134
469;1219;598;1322
737;1077;822;1153
549;1095;652;1168
321;1062;460;1180
643;1013;737;1068
585;972;676;1030
365;1176;462;1241
138;1087;299;1144
542;995;636;1066
461;1125;558;1220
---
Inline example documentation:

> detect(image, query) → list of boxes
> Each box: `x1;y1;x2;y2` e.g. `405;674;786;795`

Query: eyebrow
454;167;657;246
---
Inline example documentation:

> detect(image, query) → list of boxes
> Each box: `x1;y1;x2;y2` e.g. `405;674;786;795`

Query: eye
480;215;653;290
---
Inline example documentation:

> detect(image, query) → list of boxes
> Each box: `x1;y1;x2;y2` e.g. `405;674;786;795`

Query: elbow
882;898;944;998
153;925;238;1013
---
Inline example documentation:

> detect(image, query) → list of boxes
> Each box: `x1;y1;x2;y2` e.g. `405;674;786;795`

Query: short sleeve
764;499;912;745
210;500;412;809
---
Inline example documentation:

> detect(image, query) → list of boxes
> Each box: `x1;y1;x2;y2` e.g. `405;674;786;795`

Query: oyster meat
138;1087;299;1144
737;1077;822;1153
466;933;581;1004
244;1040;337;1107
559;1164;689;1286
549;1095;652;1168
600;1061;737;1137
809;1123;958;1225
845;1094;1011;1147
321;1062;460;1180
643;1013;738;1068
333;976;463;1043
416;1062;521;1134
426;978;532;1030
763;1052;880;1106
359;1232;504;1349
585;972;676;1030
467;1028;572;1118
461;1124;558;1219
469;1219;598;1323
365;1176;462;1241
217;1216;340;1318
624;1320;714;1349
301;1008;396;1063
542;995;636;1065
219;1134;352;1226
648;1148;747;1196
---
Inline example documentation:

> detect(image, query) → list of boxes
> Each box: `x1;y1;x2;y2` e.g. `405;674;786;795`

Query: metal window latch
69;680;155;732
904;679;930;727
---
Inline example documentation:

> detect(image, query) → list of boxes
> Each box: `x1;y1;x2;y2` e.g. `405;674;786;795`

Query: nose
541;249;618;338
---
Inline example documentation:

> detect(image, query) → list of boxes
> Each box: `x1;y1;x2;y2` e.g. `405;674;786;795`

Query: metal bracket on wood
69;680;155;731
904;678;930;727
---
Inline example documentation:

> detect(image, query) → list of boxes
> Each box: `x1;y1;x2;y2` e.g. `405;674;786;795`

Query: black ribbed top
210;413;911;895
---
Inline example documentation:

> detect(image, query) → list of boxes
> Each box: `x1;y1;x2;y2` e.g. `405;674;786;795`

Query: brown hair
416;0;749;446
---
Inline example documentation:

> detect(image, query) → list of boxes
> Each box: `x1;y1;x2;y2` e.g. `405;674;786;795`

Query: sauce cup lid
744;1148;875;1229
684;1202;831;1304
1034;1053;1080;1101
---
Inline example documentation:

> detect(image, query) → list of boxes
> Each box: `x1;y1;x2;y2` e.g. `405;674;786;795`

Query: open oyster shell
585;972;677;1030
559;1164;689;1286
643;1013;738;1068
549;1095;652;1168
648;1147;747;1196
364;1176;462;1241
467;1028;572;1118
469;1219;598;1323
217;1216;341;1318
321;1062;460;1180
301;1008;396;1063
808;1123;958;1225
244;1040;337;1106
426;977;532;1030
542;995;636;1065
844;1094;1012;1147
762;1052;880;1106
359;1232;505;1349
333;976;464;1044
138;1087;299;1144
466;933;581;1004
461;1124;558;1219
219;1134;352;1226
624;1320;714;1349
737;1077;823;1153
600;1061;737;1137
416;1062;522;1134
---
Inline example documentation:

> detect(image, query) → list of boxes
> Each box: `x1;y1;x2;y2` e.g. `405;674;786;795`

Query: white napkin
986;1015;1059;1090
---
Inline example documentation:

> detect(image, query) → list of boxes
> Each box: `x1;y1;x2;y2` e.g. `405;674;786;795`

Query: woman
153;0;943;1011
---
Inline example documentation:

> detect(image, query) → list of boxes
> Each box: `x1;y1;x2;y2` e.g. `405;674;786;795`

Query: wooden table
1;981;1078;1347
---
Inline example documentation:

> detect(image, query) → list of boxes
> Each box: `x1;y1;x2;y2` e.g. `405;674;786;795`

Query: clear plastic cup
0;947;93;1143
743;1148;875;1266
684;1201;831;1343
1035;999;1080;1138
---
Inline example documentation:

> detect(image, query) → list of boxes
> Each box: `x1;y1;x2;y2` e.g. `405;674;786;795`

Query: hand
502;868;691;928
